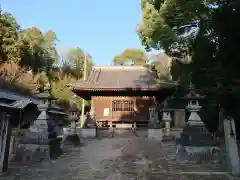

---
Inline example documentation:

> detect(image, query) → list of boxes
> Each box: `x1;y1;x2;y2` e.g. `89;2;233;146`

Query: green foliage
0;7;93;112
62;48;93;79
0;9;21;62
19;27;59;73
138;0;211;51
138;0;240;118
150;52;172;81
113;49;148;65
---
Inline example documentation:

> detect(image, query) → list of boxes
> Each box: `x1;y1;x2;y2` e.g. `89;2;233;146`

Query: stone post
133;121;137;130
223;117;240;175
109;121;114;138
148;106;162;141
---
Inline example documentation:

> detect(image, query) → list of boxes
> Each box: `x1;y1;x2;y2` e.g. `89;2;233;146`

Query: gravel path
1;137;232;180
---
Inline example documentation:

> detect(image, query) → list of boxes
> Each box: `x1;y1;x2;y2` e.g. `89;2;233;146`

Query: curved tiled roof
72;66;177;90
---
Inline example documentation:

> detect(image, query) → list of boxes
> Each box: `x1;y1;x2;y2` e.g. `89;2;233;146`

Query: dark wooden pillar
0;113;11;174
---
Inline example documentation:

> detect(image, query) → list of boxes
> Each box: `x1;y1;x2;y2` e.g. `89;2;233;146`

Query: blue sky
1;0;144;65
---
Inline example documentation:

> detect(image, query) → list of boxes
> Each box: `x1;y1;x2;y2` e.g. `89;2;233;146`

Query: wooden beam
0;113;11;174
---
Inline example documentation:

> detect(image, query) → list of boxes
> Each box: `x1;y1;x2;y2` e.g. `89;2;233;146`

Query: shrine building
71;66;177;126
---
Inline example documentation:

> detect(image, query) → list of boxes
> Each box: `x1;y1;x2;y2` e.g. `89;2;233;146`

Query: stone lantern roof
48;104;67;116
34;87;56;112
68;104;79;122
34;88;56;101
69;104;78;112
181;90;205;100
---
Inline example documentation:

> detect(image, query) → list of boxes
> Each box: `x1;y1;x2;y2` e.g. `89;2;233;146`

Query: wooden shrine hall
71;66;178;125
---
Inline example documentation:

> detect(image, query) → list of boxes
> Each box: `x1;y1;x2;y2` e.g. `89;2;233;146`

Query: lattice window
112;100;134;111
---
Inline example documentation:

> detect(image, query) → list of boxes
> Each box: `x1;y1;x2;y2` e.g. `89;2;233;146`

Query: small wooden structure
71;66;177;126
0;93;39;173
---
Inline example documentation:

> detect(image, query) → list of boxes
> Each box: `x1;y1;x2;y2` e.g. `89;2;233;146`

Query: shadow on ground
1;136;230;180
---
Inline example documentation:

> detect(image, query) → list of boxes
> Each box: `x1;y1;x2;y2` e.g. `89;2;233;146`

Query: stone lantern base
62;120;81;146
14;112;62;163
176;123;221;163
15;136;62;163
80;117;97;138
80;128;97;138
63;133;81;146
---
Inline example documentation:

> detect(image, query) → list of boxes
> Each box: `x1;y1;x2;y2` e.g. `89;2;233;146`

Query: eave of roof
0;89;40;105
71;81;178;91
0;102;16;109
11;99;32;109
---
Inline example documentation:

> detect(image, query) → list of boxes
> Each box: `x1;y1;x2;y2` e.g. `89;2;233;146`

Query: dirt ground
1;135;234;180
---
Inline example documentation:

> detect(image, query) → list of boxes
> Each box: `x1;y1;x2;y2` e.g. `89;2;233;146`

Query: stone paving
1;136;233;180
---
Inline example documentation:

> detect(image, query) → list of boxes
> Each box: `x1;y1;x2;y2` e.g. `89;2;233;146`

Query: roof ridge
94;66;149;70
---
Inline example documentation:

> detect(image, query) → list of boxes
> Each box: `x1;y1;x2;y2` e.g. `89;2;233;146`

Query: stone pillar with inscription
148;105;163;141
63;104;80;146
15;88;61;163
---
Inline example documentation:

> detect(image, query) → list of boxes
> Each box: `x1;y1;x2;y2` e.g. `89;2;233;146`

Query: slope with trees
113;49;148;66
113;48;172;81
0;7;93;110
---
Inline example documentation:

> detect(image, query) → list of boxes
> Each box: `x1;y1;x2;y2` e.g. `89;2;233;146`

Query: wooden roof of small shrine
71;66;177;91
0;89;40;104
0;89;40;127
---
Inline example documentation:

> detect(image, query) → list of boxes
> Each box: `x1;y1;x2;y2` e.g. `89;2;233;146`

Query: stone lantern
162;107;172;136
176;88;219;161
33;87;57;135
64;104;80;146
184;90;204;126
68;104;78;132
17;86;61;163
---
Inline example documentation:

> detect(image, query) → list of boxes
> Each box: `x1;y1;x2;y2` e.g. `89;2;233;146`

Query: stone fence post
223;117;240;175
